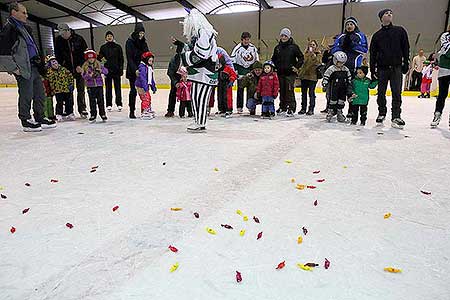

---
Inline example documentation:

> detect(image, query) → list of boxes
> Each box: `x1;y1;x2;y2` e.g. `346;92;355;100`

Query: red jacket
176;81;192;101
257;72;279;98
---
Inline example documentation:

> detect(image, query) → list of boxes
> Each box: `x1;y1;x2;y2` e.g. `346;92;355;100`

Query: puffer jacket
81;61;108;87
46;66;74;94
271;38;304;76
238;70;261;99
257;71;279;98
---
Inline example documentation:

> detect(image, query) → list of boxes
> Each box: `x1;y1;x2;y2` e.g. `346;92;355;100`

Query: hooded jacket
54;30;88;74
271;38;304;77
125;23;149;79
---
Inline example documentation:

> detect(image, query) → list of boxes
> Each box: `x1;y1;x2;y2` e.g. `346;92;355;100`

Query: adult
231;32;259;113
125;23;149;119
0;2;56;132
409;49;426;91
332;16;368;117
298;40;322;115
99;30;124;112
180;9;218;132
370;8;410;129
54;23;88;118
430;26;450;128
165;38;187;118
271;28;304;116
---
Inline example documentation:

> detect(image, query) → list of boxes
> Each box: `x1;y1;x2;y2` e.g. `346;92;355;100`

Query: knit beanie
344;16;358;27
378;9;392;20
280;28;292;38
105;30;114;38
252;61;263;70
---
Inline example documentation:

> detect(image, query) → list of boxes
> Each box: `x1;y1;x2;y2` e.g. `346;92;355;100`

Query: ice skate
430;112;441;128
376;115;385;126
326;109;334;122
187;123;206;133
391;118;405;129
336;109;346;123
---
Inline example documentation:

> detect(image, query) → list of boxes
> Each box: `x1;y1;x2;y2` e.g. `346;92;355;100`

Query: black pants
300;79;317;112
217;79;231;113
237;79;246;109
351;104;368;124
377;66;403;119
55;92;74;116
167;82;178;113
16;65;45;121
279;75;296;112
179;101;193;117
435;75;450;113
87;87;106;117
411;70;422;91
128;76;137;113
105;75;122;107
74;73;87;114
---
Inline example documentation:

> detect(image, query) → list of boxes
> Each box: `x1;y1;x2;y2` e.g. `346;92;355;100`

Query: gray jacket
0;18;33;80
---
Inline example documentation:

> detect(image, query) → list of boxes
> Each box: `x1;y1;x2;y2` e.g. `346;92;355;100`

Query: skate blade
391;124;404;129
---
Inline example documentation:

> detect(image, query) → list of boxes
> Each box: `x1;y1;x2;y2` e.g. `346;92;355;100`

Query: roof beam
0;2;58;28
101;0;152;21
35;0;105;26
257;0;272;9
175;0;196;10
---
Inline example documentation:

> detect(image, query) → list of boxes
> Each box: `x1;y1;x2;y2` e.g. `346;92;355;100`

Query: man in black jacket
125;23;149;119
370;9;410;129
99;31;124;112
272;28;304;116
54;23;89;118
0;2;56;131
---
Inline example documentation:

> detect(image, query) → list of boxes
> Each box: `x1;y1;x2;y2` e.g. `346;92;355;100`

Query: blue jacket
332;30;368;72
135;62;156;92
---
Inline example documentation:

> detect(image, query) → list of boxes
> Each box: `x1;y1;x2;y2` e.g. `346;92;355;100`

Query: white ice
1;88;450;300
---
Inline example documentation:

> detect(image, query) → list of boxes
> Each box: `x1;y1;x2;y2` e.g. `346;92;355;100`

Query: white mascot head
183;9;217;43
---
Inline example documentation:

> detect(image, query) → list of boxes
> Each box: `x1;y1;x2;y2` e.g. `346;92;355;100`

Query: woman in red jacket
257;60;279;118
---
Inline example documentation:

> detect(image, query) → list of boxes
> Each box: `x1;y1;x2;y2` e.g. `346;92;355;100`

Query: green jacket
238;70;261;99
352;77;378;105
298;51;322;81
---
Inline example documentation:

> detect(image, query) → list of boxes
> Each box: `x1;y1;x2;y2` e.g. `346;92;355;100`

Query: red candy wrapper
420;190;432;195
193;212;199;218
1;194;7;199
22;208;30;214
90;169;97;173
276;261;286;269
221;224;233;229
314;200;318;206
313;170;320;174
91;166;99;170
112;205;119;212
302;226;308;235
253;216;260;223
168;245;178;253
324;258;330;269
317;179;325;183
10;226;16;234
236;271;242;283
305;263;319;267
50;179;59;183
257;232;263;240
307;185;317;189
25;183;31;187
66;223;73;229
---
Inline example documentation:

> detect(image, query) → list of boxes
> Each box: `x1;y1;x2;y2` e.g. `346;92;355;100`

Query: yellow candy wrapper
384;213;392;219
214;168;219;172
297;236;303;244
243;216;249;221
236;209;243;216
297;264;313;271
170;207;182;211
384;267;402;273
170;262;179;272
206;227;216;235
291;178;296;183
240;229;245;236
285;160;293;164
296;184;306;190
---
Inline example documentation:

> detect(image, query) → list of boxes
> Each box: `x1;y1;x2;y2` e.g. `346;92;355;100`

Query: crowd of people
1;2;450;133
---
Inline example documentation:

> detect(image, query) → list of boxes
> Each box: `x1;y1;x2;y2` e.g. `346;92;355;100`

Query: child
350;66;378;126
176;67;193;118
256;60;279;119
81;50;108;123
217;53;237;118
419;60;433;98
322;51;353;122
135;51;157;120
239;61;263;115
42;59;55;121
46;56;75;121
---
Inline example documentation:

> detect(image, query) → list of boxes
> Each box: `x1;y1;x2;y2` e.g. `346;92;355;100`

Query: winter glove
69;85;74;93
227;82;234;88
401;63;409;75
152;87;157;94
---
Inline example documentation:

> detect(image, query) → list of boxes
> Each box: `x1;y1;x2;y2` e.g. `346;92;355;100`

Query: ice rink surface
1;88;449;300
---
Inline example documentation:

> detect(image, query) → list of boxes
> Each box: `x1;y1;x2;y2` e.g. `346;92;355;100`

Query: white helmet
333;51;348;64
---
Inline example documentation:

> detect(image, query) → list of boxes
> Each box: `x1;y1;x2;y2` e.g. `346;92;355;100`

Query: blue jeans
262;96;275;113
246;97;259;111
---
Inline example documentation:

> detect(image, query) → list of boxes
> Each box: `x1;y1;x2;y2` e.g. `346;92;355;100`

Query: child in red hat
135;51;157;119
81;49;109;122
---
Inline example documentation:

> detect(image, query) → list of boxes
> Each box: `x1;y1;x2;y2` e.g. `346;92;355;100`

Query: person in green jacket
238;61;263;115
350;66;378;125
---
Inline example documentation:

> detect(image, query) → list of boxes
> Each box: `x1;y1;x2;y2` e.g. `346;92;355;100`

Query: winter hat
378;8;392;20
252;61;263;70
57;23;70;32
134;22;145;33
241;32;251;39
356;66;369;76
280;28;291;38
84;49;97;60
344;16;358;27
105;30;114;38
141;51;154;60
